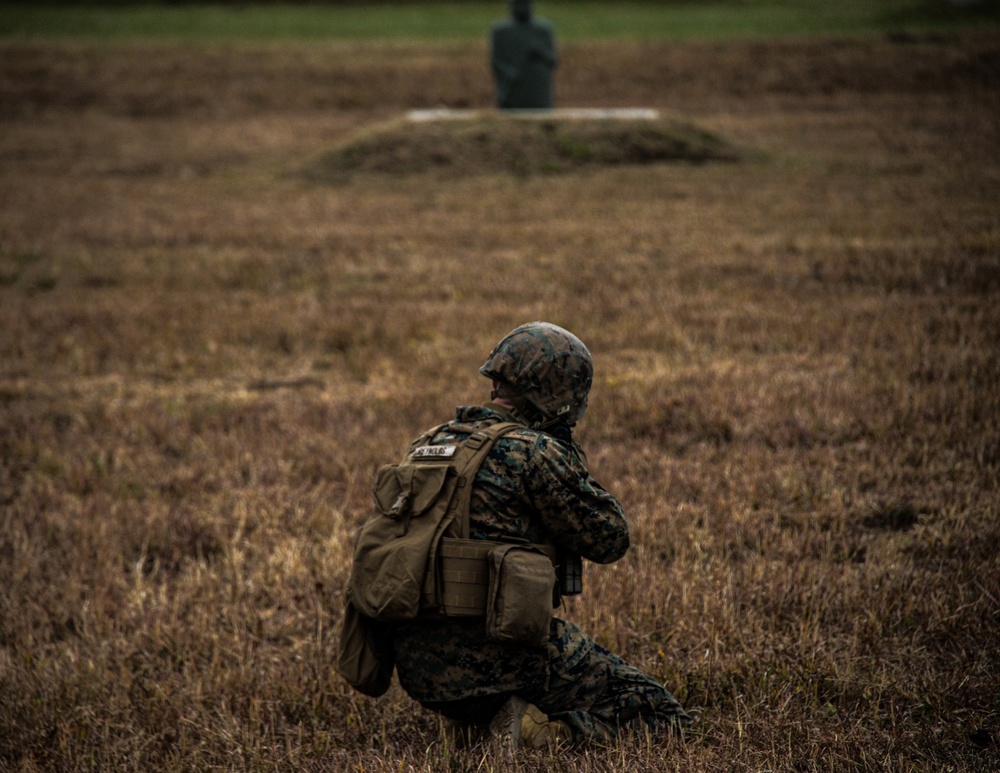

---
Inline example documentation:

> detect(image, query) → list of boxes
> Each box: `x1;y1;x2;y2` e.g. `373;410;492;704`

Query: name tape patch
412;445;457;459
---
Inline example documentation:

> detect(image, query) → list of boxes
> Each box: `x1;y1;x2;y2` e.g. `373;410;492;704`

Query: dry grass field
1;30;999;771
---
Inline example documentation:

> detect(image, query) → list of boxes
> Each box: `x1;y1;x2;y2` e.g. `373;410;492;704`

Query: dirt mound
308;111;742;179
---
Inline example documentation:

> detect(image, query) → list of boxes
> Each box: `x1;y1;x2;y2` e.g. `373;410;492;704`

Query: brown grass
1;31;999;771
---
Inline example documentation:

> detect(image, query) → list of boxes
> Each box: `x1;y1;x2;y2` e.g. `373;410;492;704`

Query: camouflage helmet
480;322;593;426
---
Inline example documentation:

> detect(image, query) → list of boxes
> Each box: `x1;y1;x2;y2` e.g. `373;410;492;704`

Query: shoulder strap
411;420;526;614
447;421;524;540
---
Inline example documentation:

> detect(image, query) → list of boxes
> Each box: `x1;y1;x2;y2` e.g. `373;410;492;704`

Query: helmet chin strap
490;382;573;431
501;399;544;429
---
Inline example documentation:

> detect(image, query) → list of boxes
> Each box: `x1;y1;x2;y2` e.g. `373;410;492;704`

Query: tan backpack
337;420;561;695
347;420;526;620
337;422;578;696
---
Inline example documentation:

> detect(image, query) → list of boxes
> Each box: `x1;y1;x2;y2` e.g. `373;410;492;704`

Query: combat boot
489;696;573;749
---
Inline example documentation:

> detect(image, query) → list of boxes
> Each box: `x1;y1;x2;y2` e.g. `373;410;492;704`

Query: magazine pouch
485;544;556;647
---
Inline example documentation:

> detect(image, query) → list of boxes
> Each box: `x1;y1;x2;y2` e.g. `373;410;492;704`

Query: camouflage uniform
391;402;689;743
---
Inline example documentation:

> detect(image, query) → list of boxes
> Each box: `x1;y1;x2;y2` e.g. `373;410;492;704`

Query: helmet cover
480;322;593;425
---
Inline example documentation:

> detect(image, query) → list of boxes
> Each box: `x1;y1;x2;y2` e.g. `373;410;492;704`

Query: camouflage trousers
531;635;689;742
399;618;689;744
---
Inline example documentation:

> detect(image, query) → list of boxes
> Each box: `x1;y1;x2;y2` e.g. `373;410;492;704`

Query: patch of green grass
1;1;997;42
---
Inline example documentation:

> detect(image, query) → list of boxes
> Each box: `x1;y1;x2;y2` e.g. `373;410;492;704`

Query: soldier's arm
525;434;630;564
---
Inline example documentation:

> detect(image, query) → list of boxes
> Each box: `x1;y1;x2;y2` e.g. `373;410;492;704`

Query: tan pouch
335;600;394;697
350;462;455;620
486;544;556;647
